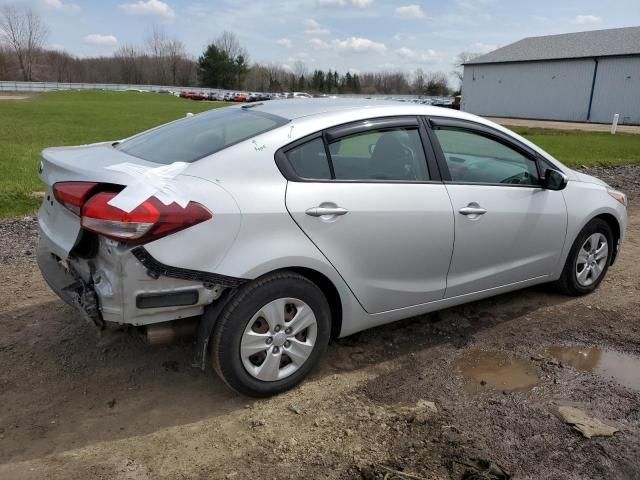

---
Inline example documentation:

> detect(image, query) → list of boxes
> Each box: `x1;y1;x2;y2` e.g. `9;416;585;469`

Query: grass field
1;91;639;218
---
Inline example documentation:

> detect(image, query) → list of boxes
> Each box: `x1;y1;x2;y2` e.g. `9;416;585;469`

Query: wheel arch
593;212;621;264
278;267;343;339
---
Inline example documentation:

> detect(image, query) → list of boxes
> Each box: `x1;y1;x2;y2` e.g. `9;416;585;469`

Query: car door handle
459;206;487;216
305;206;349;217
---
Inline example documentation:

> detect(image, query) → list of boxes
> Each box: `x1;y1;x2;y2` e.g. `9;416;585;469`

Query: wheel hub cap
273;332;287;347
239;297;318;382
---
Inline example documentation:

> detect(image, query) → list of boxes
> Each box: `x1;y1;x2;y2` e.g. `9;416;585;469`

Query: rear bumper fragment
131;246;248;288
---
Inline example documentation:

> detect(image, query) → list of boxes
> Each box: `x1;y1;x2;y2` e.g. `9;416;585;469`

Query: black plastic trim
131;247;247;288
136;290;199;309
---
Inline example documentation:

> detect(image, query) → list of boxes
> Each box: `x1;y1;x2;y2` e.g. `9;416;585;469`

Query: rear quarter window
117;107;288;164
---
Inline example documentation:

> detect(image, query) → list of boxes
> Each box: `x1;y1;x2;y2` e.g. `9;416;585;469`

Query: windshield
117;107;288;164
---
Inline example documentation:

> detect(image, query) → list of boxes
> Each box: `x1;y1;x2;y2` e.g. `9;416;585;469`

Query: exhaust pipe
144;318;199;345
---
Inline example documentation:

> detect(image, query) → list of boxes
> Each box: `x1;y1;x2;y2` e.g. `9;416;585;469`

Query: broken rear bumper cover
37;227;246;327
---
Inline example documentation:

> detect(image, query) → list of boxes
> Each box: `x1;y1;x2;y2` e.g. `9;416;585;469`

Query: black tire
210;271;331;397
553;218;614;296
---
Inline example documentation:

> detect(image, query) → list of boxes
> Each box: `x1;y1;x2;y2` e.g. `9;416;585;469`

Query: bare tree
451;51;481;84
146;25;168;84
292;60;307;79
0;4;49;81
412;68;425;95
214;31;248;62
0;44;13;80
115;44;146;84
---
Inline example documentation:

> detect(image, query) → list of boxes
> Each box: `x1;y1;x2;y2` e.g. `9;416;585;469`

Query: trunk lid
38;142;158;259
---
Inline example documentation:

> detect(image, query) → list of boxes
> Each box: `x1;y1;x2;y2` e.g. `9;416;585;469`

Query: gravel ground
0;216;38;265
0;166;639;480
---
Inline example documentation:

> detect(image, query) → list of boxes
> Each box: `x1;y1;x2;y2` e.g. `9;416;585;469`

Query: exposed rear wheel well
594;213;621;264
284;267;342;339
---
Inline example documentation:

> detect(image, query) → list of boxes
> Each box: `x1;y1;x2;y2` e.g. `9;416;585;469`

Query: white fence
0;80;220;94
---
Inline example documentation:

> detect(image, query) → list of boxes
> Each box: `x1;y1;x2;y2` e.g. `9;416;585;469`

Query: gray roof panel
466;26;640;65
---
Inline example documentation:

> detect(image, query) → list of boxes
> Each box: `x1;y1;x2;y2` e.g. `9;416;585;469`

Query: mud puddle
454;349;539;394
548;346;640;392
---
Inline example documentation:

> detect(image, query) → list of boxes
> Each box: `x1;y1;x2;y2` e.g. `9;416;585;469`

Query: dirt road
1;168;639;479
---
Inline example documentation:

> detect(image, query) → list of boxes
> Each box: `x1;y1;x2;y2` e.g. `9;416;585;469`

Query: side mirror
542;168;568;191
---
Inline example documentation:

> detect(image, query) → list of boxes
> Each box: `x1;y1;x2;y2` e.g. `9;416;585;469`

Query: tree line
1;3;468;95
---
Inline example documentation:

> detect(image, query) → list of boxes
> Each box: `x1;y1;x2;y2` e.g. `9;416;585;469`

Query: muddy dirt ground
1;167;639;480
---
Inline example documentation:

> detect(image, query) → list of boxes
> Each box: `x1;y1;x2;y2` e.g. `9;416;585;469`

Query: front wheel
553;218;614;296
210;271;331;397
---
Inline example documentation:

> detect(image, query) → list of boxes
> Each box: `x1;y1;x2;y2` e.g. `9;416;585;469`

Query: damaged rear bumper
37;226;246;327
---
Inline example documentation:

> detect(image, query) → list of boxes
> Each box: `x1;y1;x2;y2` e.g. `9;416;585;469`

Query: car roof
243;98;474;122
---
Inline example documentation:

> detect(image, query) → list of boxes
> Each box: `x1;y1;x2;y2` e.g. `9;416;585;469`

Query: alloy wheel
576;233;608;287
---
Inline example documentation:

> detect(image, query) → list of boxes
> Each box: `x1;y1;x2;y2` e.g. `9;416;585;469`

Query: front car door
425;117;568;298
279;117;455;314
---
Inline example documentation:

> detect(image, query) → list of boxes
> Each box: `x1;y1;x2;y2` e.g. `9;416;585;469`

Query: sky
13;0;640;76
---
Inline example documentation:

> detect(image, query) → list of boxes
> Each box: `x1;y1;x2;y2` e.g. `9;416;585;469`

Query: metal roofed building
461;26;640;124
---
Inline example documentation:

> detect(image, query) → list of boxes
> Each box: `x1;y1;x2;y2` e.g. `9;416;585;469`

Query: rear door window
329;128;429;181
117;107;288;164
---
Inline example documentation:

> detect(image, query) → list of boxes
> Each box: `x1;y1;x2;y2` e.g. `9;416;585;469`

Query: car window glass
285;138;331;179
328;128;429;181
433;128;539;186
117;108;288;164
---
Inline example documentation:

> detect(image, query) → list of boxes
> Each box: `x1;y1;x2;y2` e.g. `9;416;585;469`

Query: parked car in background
247;93;261;102
233;92;249;102
36;99;627;397
223;92;234;102
292;92;312;99
207;92;225;101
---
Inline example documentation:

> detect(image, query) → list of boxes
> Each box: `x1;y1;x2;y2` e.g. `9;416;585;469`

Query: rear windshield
116;107;288;164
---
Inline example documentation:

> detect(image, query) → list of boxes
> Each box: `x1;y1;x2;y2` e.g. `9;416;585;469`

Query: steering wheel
500;171;531;185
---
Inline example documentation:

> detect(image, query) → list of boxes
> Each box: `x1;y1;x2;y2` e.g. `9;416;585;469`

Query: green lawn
0;91;224;218
1;91;639;218
508;126;640;168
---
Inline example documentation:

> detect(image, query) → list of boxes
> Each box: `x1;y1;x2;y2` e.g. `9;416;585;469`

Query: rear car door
426;117;567;298
280;117;455;314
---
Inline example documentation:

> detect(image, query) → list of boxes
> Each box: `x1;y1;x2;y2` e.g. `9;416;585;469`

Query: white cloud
395;5;425;19
83;34;118;46
572;14;602;25
394;46;438;61
118;0;175;20
317;0;373;8
333;37;386;54
43;0;80;12
276;38;292;48
351;0;373;6
470;42;498;52
309;37;330;49
304;18;330;35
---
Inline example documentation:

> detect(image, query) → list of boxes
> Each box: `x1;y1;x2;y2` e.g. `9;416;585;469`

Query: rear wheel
210;271;331;397
553;218;613;296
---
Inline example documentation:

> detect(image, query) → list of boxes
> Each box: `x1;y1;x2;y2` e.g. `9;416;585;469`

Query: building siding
462;59;597;122
589;57;640;124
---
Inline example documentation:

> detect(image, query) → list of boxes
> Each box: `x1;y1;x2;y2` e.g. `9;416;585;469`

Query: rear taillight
53;182;99;215
81;191;212;244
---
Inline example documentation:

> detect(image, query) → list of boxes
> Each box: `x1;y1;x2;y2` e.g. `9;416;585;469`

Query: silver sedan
37;99;627;396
